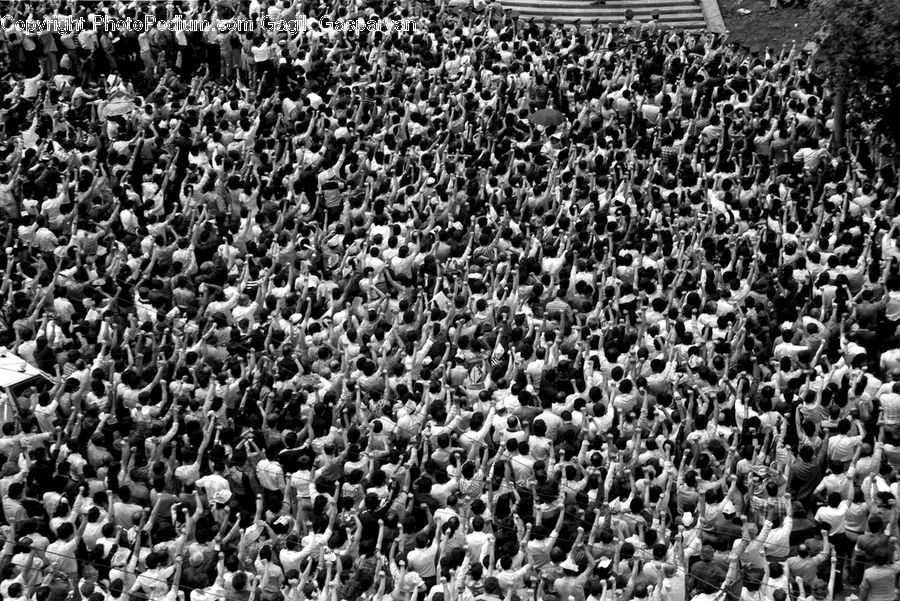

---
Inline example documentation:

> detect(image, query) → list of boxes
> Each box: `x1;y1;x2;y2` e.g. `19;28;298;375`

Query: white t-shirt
814;500;849;535
23;72;42;99
251;43;271;62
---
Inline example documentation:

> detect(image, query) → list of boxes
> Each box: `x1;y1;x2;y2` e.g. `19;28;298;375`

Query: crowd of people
0;1;899;601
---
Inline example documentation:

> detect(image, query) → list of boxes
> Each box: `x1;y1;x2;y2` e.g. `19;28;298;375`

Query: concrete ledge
497;1;706;29
699;0;727;32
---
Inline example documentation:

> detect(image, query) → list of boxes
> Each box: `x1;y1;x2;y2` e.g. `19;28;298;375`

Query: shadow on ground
718;0;818;51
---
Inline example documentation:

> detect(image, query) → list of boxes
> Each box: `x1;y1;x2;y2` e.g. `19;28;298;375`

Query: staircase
496;0;707;30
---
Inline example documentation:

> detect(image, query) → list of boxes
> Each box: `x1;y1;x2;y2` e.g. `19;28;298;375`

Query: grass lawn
717;0;820;52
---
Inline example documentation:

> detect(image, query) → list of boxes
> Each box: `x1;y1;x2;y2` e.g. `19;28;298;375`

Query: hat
722;500;736;515
212;489;232;504
560;557;579;571
243;523;264;543
681;512;694;527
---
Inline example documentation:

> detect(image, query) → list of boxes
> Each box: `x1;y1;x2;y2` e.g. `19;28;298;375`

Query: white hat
722;500;736;515
560;558;579;571
681;512;694;527
243;524;263;543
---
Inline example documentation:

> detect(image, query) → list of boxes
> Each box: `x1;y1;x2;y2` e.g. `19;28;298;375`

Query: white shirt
195;473;230;500
23;72;42;99
815;500;849;535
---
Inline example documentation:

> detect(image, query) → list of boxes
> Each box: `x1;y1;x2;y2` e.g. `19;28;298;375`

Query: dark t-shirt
35;344;58;373
412;492;440;531
690;557;727;589
359;505;391;543
789;460;822;501
856;532;890;559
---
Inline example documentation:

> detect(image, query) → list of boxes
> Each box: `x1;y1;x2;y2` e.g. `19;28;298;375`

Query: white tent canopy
0;350;50;425
0;350;43;388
